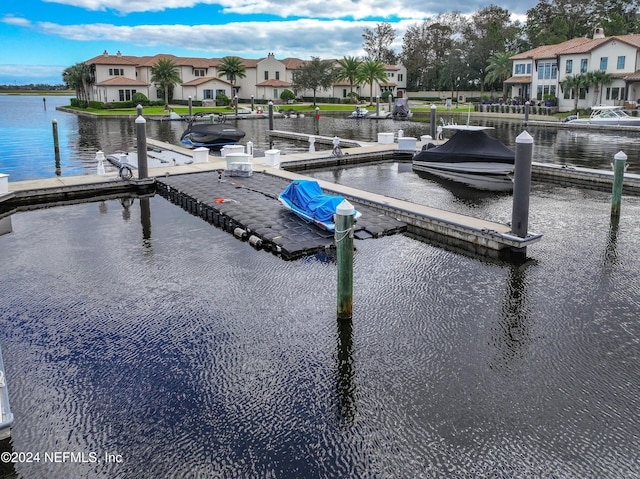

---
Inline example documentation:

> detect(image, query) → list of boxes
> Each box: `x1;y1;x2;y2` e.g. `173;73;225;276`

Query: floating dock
6;131;640;261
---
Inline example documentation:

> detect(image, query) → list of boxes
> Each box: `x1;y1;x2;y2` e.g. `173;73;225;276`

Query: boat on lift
180;117;246;148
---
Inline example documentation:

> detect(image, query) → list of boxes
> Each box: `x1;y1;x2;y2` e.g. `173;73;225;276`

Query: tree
586;69;613;105
217;56;247;96
358;60;387;104
485;52;513;99
292;57;336;106
150;58;182;108
560;73;588;112
62;62;91;101
335;56;362;96
362;23;398;64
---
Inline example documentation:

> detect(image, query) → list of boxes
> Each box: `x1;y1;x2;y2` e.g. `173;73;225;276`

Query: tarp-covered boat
413;125;515;175
392;98;413;120
0;344;14;440
278;180;361;232
180;123;246;148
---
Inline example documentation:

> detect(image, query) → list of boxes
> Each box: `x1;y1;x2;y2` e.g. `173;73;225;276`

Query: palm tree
358;60;387;104
560;73;588;113
586;69;613;106
217;56;247;97
485;52;512;100
62;62;91;101
150;58;182;108
335;56;362;100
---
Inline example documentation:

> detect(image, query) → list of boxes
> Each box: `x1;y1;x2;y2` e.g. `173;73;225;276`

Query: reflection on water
0;189;639;477
3;95;640;180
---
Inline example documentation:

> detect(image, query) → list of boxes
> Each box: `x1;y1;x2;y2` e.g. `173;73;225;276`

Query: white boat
564;106;640;126
349;107;369;119
413;125;515;175
0;345;14;440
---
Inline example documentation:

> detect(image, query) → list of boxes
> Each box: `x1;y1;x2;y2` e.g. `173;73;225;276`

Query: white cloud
1;15;33;27
41;0;537;18
35;19;419;59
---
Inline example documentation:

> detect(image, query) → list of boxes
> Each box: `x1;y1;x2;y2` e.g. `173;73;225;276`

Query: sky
0;0;539;85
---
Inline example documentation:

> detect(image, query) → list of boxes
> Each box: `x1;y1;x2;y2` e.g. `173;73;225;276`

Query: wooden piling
52;119;61;170
430;105;437;140
336;200;355;320
611;151;627;217
511;131;534;257
135;107;148;179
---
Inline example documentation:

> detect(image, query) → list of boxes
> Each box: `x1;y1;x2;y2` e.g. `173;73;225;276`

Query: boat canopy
418;128;515;163
280;180;346;224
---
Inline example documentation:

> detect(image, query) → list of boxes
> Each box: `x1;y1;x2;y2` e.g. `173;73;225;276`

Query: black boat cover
414;129;515;164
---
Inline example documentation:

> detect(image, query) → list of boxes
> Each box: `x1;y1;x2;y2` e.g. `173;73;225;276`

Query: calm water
1;96;640;478
1;95;640;181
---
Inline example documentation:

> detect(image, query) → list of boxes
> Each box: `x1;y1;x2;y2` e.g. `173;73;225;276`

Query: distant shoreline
0;90;74;96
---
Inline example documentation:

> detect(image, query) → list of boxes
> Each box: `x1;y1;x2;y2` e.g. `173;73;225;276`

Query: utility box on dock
398;137;417;150
221;145;244;158
378;132;394;145
192;147;209;164
0;174;8;196
225;153;252;170
265;149;281;168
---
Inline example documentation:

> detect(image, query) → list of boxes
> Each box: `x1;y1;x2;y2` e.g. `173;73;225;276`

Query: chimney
103;50;109;56
593;27;605;39
116;50;122;57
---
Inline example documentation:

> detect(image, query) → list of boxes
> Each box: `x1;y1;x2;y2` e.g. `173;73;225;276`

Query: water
1;96;640;477
2;95;640;181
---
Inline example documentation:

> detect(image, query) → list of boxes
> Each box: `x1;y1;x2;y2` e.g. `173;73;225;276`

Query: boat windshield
592;108;630;119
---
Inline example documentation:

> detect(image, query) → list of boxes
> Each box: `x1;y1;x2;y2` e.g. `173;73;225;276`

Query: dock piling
611;151;627;217
430;105;437;140
336;200;355;320
268;101;274;131
135;106;148;179
52;119;61;171
511;131;534;255
314;107;320;135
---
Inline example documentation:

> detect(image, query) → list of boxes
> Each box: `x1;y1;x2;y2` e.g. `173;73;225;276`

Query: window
203;89;214;99
537;62;557;80
109;68;124;76
536;85;557;101
273;89;278;99
617;56;625;69
600;57;608;70
515;63;527;74
606;87;625;100
215;89;226;97
118;89;135;101
264;71;269;80
398;73;403;82
580;59;588;73
275;71;280;80
566;59;573;74
194;69;206;77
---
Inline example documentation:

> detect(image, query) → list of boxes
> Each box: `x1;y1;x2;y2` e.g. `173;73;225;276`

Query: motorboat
391;98;413;120
180;121;246;148
564;106;640;126
278;180;361;232
349;107;369;119
413;125;515;175
0;344;14;441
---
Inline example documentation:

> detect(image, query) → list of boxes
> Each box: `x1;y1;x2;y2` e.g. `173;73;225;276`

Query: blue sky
0;0;538;85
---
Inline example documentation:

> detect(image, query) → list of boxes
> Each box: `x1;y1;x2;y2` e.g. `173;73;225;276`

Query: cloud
41;0;537;18
1;15;33;27
35;19;419;59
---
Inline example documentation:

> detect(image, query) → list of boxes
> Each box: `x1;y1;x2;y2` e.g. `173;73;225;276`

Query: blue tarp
280;180;345;224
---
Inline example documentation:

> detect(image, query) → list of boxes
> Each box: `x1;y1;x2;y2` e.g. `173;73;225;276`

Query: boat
564;106;640;126
278;180;361;232
0;344;14;441
349;107;369;119
180;121;246;148
412;125;515;176
391;98;413;120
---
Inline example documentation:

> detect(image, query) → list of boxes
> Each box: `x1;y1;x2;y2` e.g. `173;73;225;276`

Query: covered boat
412;125;515;176
391;98;413;120
180;122;246;148
278;180;361;232
0;344;13;441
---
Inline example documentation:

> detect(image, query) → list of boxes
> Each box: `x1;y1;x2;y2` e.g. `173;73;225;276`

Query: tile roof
255;79;292;87
511;34;640;60
182;77;232;86
95;77;149;86
504;75;532;84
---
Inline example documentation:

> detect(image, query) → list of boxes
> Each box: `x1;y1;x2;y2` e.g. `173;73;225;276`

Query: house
83;50;407;104
507;28;640;112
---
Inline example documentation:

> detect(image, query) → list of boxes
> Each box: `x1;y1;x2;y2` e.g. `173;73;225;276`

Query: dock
5;130;639;261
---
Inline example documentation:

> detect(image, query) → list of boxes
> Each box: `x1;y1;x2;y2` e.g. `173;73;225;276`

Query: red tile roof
95;77;149;86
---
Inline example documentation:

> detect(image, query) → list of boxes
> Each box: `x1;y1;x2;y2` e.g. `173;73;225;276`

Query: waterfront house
507;28;640;112
83;51;407;105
